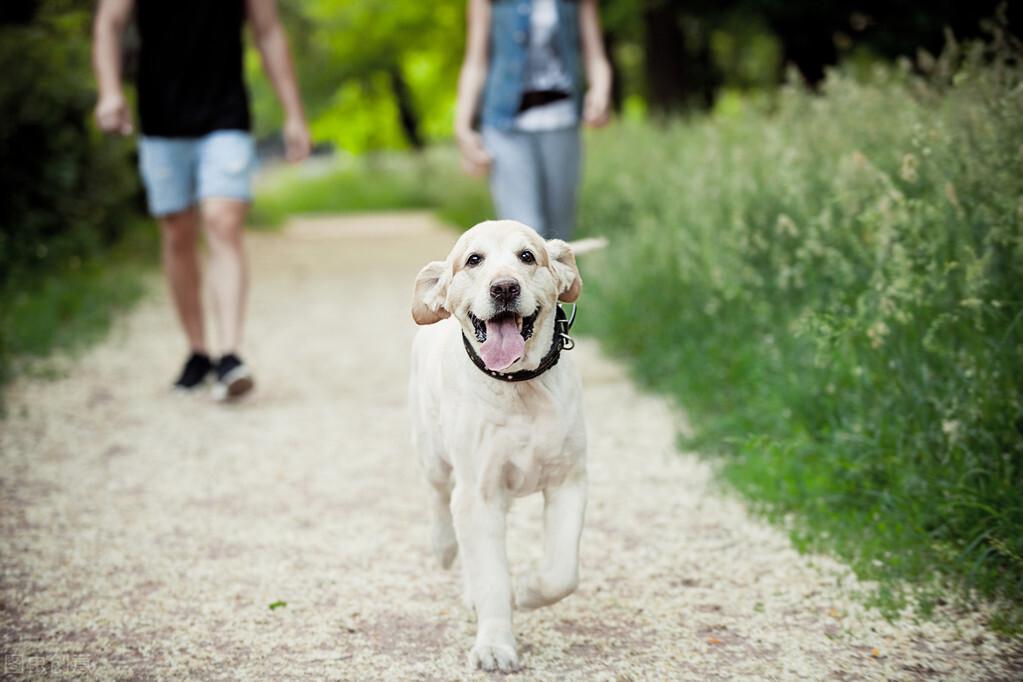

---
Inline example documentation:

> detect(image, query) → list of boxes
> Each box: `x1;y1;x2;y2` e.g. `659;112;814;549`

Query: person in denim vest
456;0;612;241
93;0;311;400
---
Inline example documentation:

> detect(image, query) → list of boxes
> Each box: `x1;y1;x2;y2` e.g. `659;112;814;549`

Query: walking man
92;0;310;400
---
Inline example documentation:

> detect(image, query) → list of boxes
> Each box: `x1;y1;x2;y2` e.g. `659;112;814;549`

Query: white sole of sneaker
212;366;254;402
172;375;213;394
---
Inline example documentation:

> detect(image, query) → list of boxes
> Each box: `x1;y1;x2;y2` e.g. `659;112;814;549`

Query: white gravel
1;212;1019;680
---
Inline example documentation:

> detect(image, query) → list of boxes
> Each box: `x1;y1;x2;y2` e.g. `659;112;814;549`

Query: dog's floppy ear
545;239;582;303
411;260;452;325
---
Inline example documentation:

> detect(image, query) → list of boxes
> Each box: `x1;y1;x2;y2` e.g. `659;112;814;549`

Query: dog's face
412;220;581;372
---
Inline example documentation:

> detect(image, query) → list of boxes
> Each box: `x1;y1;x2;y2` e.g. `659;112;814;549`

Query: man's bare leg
200;197;249;355
159;207;206;353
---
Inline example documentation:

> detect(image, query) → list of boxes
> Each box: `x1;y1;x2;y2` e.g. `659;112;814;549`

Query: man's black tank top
136;0;250;137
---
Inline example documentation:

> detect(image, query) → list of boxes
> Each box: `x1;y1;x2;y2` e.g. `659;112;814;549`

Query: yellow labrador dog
409;220;589;672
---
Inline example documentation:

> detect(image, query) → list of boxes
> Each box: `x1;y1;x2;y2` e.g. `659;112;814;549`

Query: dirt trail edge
1;212;1018;680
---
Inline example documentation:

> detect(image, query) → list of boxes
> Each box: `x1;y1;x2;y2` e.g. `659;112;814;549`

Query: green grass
250;148;492;230
574;38;1023;633
0;225;154;401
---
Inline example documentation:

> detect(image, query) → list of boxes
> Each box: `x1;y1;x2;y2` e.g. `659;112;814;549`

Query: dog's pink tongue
479;317;524;371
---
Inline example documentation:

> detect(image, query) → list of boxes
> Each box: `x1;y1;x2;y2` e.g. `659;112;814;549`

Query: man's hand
456;128;491;176
583;87;610;128
95;91;134;135
248;0;310;163
283;116;311;163
93;0;135;135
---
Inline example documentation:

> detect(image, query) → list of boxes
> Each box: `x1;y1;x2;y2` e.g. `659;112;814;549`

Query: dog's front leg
515;475;587;610
451;487;518;672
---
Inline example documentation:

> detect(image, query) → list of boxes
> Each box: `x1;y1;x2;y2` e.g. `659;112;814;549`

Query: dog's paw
470;640;519;673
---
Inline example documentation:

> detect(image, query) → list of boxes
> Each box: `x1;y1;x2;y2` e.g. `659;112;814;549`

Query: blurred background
1;0;1021;633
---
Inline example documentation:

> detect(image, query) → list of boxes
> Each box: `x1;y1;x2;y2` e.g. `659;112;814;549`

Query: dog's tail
568;236;608;255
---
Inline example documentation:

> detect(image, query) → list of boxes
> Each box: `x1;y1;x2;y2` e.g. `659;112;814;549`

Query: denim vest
481;0;583;130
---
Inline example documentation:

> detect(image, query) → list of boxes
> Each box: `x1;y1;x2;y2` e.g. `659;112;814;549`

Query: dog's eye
519;250;536;264
465;253;483;268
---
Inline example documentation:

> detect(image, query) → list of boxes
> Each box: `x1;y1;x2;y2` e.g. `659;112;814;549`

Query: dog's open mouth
468;308;539;372
468;309;538;343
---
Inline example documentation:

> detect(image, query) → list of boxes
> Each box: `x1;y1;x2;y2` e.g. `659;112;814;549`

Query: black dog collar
461;304;577;382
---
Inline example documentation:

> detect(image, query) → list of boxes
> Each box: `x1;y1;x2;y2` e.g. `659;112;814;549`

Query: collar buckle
557;303;576;351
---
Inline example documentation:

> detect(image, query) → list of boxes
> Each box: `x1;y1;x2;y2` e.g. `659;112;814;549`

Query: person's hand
283;116;311;163
456;128;491;176
583;86;611;128
94;91;134;136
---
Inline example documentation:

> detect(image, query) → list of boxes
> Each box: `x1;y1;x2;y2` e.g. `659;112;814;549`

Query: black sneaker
213;353;254;402
173;352;213;391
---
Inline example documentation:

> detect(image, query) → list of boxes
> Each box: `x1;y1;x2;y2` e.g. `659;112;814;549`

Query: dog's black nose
490;279;520;305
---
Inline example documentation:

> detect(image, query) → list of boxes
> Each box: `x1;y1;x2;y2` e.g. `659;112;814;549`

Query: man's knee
202;201;247;247
159;210;199;254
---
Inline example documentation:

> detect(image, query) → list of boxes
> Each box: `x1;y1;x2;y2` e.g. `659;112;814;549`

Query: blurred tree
1;0;38;25
387;65;424;150
641;1;717;113
602;0;1018;112
0;0;141;290
752;0;1017;85
603;0;722;114
250;0;465;153
599;0;643;113
753;0;838;84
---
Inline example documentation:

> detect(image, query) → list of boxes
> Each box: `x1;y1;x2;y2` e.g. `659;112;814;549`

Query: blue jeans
482;126;581;241
138;130;256;217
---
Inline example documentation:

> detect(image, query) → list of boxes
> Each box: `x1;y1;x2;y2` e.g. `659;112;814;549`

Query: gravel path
1;212;1019;680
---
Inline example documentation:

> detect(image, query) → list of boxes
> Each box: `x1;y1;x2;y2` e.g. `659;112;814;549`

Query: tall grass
575;33;1023;631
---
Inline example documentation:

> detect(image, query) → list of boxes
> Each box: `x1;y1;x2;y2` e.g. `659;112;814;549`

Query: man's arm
92;0;136;135
246;0;310;162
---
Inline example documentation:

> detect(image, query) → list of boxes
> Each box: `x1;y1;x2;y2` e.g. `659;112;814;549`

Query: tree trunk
642;2;687;114
0;0;37;25
642;3;718;114
772;23;837;86
603;30;624;113
387;64;423;150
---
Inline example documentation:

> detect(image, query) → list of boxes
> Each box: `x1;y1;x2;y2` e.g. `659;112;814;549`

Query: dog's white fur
409;220;588;672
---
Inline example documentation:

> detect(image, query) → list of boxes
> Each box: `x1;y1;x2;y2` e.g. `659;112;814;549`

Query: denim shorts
138;130;256;217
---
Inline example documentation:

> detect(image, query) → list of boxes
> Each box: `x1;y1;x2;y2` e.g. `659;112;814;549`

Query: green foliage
247;0;465;152
248;0;1016;148
0;3;148;389
250;149;492;230
0;4;142;285
575;35;1023;630
1;229;152;395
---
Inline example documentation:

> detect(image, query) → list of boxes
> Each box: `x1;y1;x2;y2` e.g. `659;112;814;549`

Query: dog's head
411;220;581;372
